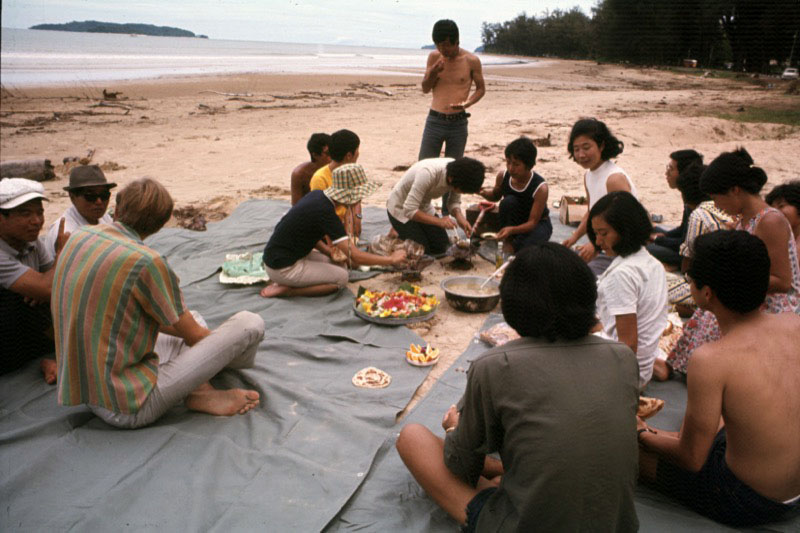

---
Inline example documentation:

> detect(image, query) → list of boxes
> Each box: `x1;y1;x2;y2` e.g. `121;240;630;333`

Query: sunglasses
79;190;111;202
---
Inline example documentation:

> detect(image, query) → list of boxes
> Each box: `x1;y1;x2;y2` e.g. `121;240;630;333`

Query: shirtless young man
418;19;485;161
290;133;331;205
638;230;800;527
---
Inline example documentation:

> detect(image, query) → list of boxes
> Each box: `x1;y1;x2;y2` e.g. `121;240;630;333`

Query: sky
1;0;599;50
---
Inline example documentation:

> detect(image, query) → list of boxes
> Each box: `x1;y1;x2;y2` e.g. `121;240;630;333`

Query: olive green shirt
445;335;640;532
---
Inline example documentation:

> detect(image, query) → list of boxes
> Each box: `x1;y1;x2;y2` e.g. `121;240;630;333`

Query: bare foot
260;283;290;298
40;358;57;385
185;388;261;416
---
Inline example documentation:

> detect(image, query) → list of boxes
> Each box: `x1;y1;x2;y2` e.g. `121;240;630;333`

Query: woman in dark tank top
480;137;552;253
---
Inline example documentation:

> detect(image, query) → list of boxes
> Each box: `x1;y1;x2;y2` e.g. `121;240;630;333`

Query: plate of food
353;283;439;325
219;252;270;285
405;343;440;366
352;366;392;389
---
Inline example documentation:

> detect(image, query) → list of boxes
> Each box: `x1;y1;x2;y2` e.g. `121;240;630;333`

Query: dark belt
428;109;470;121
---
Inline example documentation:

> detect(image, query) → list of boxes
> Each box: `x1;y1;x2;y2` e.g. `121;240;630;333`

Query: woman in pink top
562;118;637;276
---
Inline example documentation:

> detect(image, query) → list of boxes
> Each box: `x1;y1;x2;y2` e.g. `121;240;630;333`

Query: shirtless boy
290;132;331;205
418;19;485;161
638;230;800;527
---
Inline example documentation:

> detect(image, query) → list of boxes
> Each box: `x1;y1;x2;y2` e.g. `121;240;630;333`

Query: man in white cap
260;163;407;298
0;178;67;383
44;165;115;253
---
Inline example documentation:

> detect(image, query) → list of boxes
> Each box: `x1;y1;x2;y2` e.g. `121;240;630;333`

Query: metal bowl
440;275;501;313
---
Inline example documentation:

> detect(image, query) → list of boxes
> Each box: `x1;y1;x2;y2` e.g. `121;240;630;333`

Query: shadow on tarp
325;315;800;532
0;200;441;532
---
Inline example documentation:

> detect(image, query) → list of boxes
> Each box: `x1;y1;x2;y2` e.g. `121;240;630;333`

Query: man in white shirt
386;157;484;256
44;165;115;253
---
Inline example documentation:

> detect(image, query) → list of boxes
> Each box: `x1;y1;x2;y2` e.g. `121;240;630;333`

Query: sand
2;59;798;416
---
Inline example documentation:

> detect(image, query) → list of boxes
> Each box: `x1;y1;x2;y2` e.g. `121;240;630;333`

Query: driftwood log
0;159;56;182
199;90;254;97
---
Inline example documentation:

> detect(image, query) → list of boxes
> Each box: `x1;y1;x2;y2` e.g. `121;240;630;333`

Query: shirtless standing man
290;132;331;205
418;19;485;161
637;230;800;527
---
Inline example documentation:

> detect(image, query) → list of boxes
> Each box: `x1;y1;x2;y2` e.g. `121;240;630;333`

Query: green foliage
482;8;593;59
482;1;800;73
715;107;800;126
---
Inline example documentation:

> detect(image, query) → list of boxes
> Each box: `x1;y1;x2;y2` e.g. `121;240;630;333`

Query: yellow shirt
310;165;346;220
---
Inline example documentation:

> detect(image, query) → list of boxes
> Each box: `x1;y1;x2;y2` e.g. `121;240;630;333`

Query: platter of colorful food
353;283;439;325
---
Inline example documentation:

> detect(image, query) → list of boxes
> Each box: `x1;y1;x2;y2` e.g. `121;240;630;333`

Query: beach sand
2;59;798;416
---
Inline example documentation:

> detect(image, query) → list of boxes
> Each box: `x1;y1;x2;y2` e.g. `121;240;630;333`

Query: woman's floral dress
667;207;800;374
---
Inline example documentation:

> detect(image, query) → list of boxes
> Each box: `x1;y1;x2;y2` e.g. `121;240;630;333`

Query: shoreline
1;27;541;89
0;59;544;90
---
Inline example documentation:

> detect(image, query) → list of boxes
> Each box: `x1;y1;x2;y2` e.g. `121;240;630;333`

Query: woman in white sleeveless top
562;118;637;276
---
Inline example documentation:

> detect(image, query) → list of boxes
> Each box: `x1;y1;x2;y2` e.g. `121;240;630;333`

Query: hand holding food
439;217;458;230
442;404;460;432
389;249;407;265
495;227;512;241
576;242;596;262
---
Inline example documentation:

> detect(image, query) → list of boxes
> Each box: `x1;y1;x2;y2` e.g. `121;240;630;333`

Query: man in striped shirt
53;178;265;429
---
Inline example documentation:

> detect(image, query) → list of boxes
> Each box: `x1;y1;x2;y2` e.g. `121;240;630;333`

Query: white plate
219;272;269;285
405;355;440;367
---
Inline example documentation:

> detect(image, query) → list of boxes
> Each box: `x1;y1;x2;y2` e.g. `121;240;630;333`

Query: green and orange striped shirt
53;222;185;414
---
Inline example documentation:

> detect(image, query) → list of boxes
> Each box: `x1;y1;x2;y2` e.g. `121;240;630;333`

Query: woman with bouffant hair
667;148;800;376
114;177;174;238
562;118;637;276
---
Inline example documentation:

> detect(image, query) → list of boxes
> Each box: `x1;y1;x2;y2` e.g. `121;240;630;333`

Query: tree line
481;0;800;73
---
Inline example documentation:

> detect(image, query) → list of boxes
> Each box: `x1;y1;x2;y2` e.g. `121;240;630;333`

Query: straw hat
324;163;379;205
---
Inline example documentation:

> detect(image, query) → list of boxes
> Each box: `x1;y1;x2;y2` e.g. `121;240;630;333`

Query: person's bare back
701;311;800;501
290;161;318;205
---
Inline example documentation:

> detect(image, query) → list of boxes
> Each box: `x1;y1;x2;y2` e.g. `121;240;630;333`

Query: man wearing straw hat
44;164;115;253
261;163;406;298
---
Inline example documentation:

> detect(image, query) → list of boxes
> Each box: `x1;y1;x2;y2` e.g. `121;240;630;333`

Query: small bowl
440;275;501;313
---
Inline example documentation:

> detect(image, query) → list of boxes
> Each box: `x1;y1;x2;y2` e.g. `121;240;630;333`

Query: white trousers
91;311;265;429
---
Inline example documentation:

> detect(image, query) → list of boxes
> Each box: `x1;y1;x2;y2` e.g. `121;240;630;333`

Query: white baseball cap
0;178;49;209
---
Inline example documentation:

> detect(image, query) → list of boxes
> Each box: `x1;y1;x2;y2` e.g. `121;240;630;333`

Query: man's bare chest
437;62;472;88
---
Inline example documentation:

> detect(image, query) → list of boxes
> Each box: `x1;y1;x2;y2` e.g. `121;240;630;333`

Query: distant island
30;20;208;38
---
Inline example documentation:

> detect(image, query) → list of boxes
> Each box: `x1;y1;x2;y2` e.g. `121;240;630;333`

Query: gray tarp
2;200;797;531
0;200;433;531
327;314;800;532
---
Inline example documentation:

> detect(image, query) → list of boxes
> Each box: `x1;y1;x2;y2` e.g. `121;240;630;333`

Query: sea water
0;27;529;87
